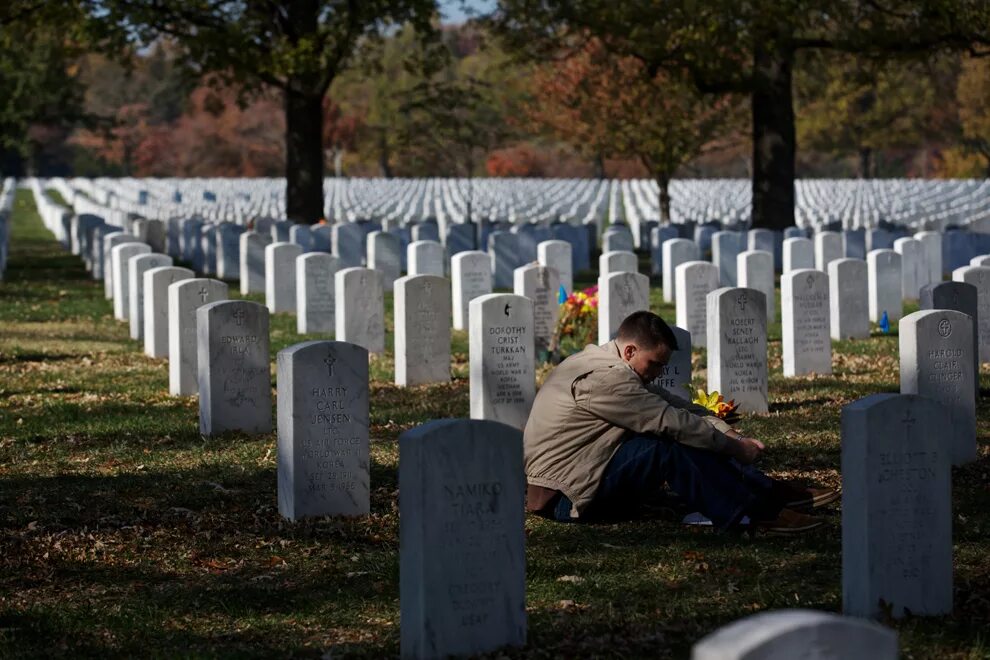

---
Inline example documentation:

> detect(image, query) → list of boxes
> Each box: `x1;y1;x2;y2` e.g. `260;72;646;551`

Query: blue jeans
552;433;782;531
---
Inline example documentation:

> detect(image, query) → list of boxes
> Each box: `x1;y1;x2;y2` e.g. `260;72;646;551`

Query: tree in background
526;39;742;221
494;0;990;229
94;0;438;222
956;55;990;175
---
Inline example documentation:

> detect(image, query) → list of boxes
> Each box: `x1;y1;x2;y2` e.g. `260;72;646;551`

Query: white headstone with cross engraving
706;287;768;414
168;278;228;396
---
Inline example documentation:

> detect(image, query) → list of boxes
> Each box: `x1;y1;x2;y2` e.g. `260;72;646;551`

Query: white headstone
814;230;843;272
451;251;492;331
408;239;445;277
335;267;385;354
168;278;228;396
737;249;775;323
706;287;768;414
265;242;302;314
894;237;922;301
675;261;719;348
111;242;151;320
650;325;692;393
197;300;272;435
277;340;369;519
952;265;990;362
239;231;271;295
781;269;831;377
128;253;173;340
296;253;340;334
599;250;638;278
783;237;814;273
144;266;194;358
597;271;650;344
513;263;560;358
914;230;942;287
663;238;700;303
395;274;452;386
828;258;869;340
842;393;952;618
469;293;535;430
537;239;572;295
692;609;897;660
399;419;526;659
367;231;401;292
867;249;903;323
900;309;977;464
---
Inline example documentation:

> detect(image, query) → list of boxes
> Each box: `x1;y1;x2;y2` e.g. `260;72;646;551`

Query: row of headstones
0;179;13;279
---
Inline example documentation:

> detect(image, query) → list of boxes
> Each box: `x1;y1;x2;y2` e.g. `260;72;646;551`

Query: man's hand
728;435;765;464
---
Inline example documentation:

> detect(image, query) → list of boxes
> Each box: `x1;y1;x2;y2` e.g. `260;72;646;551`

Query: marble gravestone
842;393;952;619
265;242;302;314
452;251;493;331
920;280;979;394
597;271;650;344
602;227;634;253
168;278;229;396
395;275;452;387
537;239;573;295
867;249;903;323
781;269;831;377
128;253;173;340
737;249;775;323
900;309;976;465
828;258;869;340
650;325;692;394
747;228;775;264
662;238;700;303
691;609;898;660
469;293;535;430
215;222;244;280
952;265;990;362
103;233;135;299
711;230;744;287
675;261;719;348
489;231;523;289
144;266;194;358
296;252;340;335
335;267;385;354
514;263;560;358
814;230;843;272
399;419;526;659
366;231;401;292
782;237;814;273
198;300;272;435
599;250;638;278
914;230;942;286
277;340;370;519
289;224;314;253
408;239;445;277
239;231;271;295
200;224;217;275
111;242;151;320
650;225;680;277
707;287;768;414
894;237;923;301
333;223;366;269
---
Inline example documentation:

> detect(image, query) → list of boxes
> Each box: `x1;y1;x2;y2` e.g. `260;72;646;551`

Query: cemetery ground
1;191;989;659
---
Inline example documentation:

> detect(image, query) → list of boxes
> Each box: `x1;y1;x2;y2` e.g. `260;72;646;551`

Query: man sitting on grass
524;311;838;534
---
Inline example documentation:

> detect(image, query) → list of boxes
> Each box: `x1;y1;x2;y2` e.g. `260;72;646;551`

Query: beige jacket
523;341;732;518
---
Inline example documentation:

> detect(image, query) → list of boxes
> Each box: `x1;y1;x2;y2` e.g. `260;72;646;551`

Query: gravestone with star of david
198;300;272;436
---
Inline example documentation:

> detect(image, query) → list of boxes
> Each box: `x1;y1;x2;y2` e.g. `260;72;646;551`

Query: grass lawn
1;188;989;658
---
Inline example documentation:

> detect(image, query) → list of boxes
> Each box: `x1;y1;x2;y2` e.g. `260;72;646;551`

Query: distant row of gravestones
27;184;982;657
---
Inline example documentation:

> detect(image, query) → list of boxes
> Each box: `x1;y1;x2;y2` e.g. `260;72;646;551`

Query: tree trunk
284;85;325;223
657;174;671;223
378;128;392;178
593;152;606;179
751;42;795;230
859;147;873;179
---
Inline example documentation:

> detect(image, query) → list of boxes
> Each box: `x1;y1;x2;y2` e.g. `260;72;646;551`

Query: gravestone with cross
675;261;719;348
842;393;952;618
706;287;768;414
782;269;832;377
198;300;271;435
168;278;229;396
513;263;560;360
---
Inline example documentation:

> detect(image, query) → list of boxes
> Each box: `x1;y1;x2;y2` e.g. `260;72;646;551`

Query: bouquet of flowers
689;387;741;425
549;285;599;360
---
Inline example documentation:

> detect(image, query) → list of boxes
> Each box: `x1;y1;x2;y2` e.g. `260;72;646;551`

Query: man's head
615;311;679;383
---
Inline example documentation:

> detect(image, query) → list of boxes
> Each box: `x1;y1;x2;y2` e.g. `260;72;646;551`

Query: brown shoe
755;508;826;535
772;480;840;511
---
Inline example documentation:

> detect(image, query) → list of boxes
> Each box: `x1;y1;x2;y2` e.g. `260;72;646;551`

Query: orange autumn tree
527;38;742;221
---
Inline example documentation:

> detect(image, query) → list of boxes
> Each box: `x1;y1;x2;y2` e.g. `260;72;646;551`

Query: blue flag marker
558;285;568;304
879;310;890;334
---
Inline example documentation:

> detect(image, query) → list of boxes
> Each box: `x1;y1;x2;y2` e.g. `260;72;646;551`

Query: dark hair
615;311;679;351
